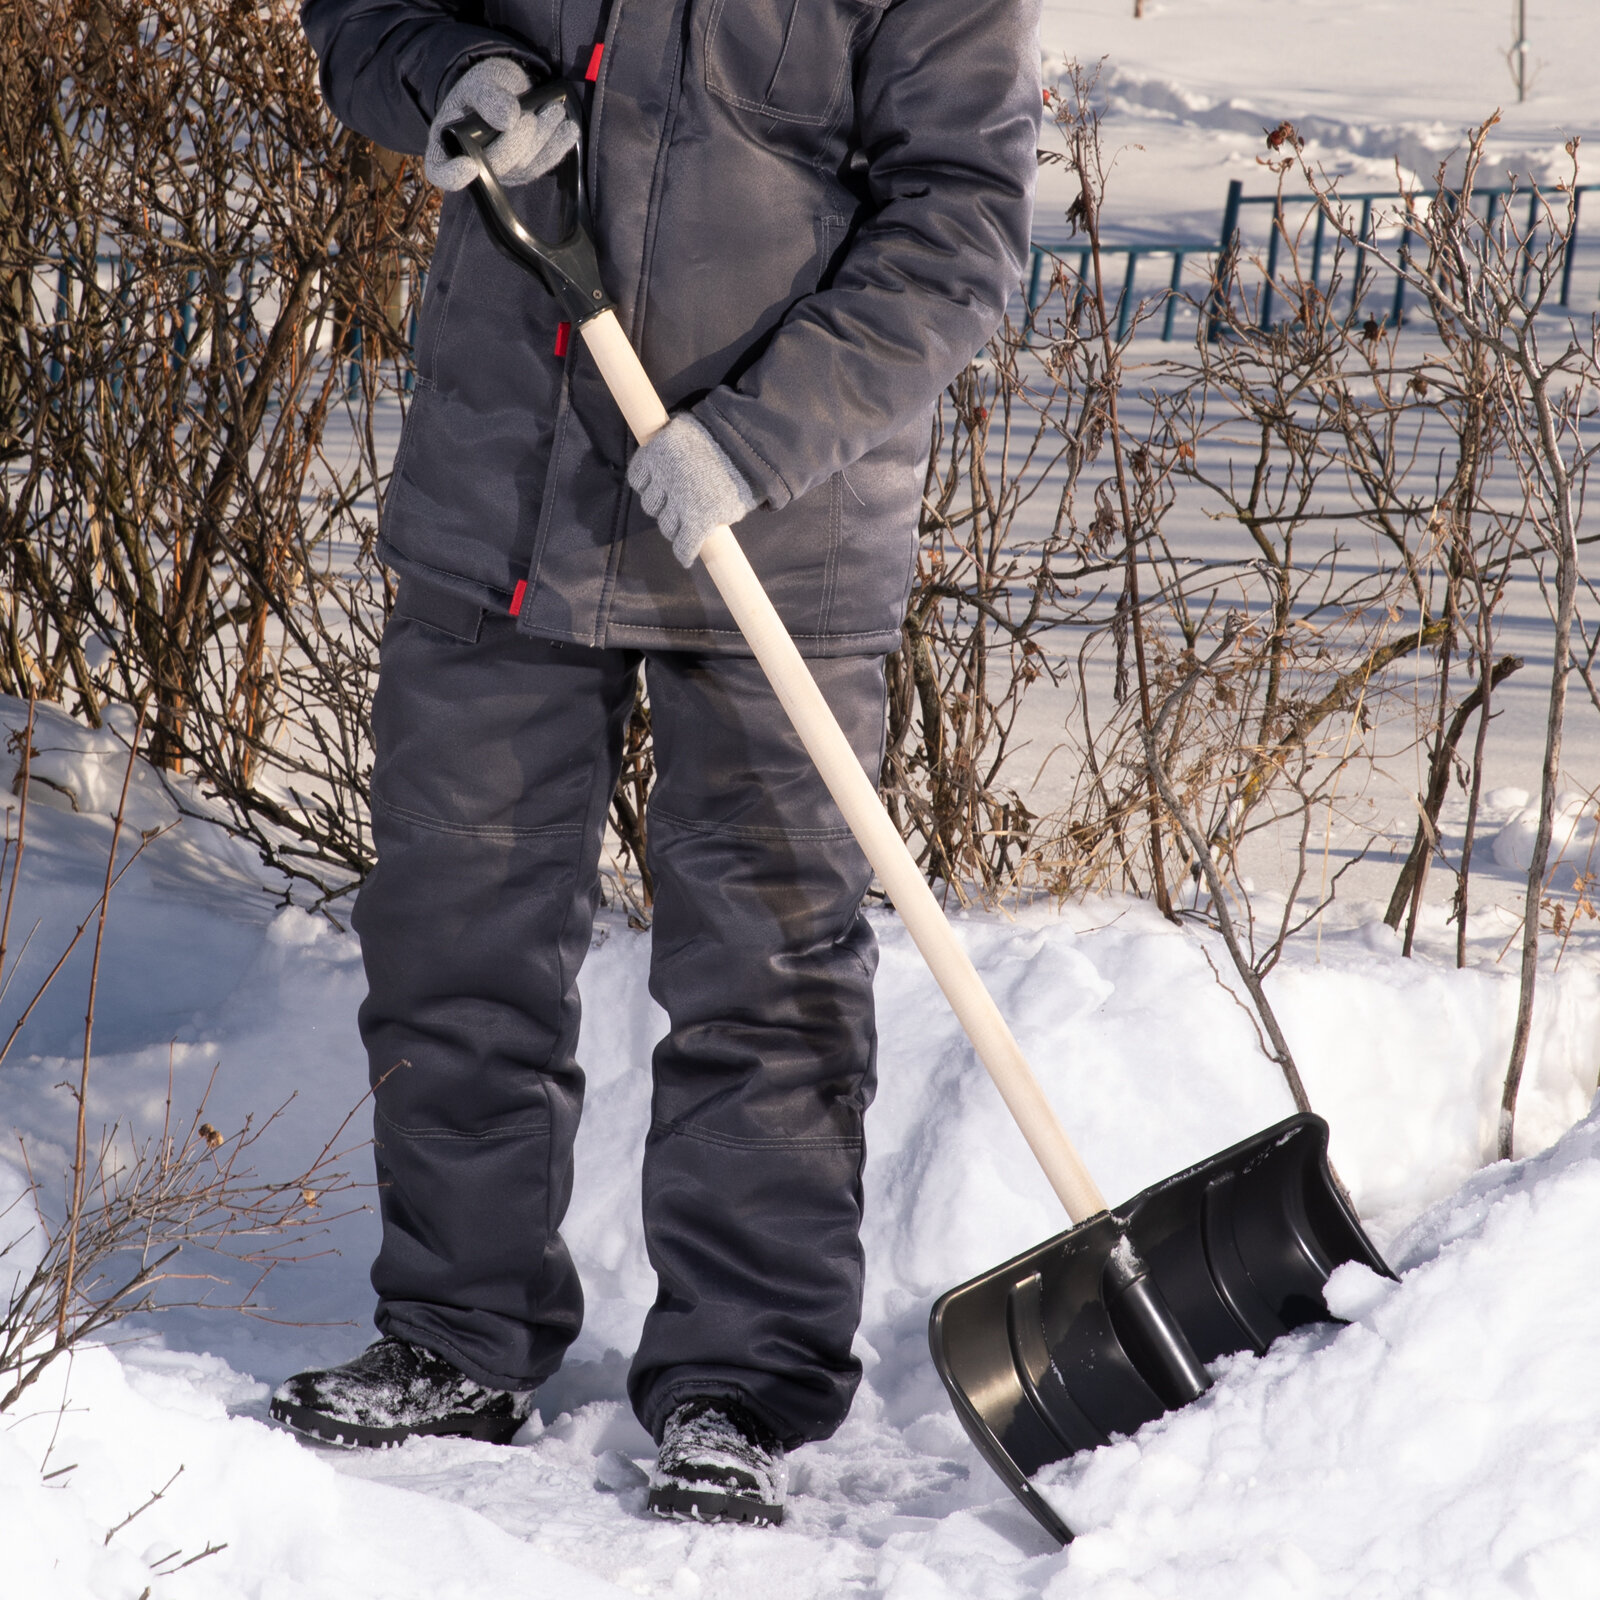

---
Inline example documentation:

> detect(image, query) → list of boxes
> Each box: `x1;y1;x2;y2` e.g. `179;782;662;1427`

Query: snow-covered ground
4;683;1600;1598
8;4;1600;1596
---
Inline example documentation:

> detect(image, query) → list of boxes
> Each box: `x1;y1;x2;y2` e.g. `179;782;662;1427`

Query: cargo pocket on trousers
372;1104;557;1273
393;575;485;645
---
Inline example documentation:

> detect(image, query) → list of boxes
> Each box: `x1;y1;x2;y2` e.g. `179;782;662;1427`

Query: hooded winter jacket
301;0;1042;655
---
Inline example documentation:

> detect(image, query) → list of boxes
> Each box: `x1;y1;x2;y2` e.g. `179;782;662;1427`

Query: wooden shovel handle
582;309;1108;1223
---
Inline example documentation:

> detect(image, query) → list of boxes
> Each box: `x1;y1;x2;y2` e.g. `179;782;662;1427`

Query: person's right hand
424;59;578;192
628;415;761;569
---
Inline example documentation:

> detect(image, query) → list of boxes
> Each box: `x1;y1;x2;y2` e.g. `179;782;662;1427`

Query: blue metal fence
1023;235;1215;342
1214;178;1600;333
1021;179;1600;345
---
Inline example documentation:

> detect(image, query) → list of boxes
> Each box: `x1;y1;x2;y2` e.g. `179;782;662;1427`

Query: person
274;0;1041;1526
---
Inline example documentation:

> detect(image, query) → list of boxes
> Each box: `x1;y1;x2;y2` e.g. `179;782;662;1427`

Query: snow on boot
647;1397;787;1526
269;1335;535;1448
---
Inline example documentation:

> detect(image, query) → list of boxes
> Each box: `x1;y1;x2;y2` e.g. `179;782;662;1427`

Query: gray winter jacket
301;0;1041;655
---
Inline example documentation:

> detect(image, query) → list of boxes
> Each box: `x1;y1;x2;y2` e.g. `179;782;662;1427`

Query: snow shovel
446;87;1394;1547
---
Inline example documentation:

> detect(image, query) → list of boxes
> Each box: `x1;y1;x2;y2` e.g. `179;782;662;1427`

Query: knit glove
627;415;762;568
424;59;578;192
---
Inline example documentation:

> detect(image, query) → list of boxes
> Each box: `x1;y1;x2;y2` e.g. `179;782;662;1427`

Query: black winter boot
269;1336;535;1448
647;1397;787;1526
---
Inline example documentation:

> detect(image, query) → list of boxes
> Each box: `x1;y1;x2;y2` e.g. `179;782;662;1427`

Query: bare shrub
3;1081;359;1417
881;288;1105;897
882;67;1183;908
1284;122;1600;1155
0;713;361;1419
0;0;428;904
997;79;1449;957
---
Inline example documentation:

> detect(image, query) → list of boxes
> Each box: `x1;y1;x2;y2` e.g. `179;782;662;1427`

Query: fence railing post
1520;189;1541;298
49;263;70;384
1206;178;1243;341
111;256;130;403
1560;189;1582;308
1390;224;1411;327
346;317;363;398
1260;196;1283;330
1115;249;1139;341
172;267;197;359
1351;197;1374;314
1162;250;1185;342
235;253;254;383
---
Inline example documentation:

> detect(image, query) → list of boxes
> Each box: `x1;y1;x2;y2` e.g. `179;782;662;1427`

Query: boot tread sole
647;1482;784;1526
269;1395;525;1449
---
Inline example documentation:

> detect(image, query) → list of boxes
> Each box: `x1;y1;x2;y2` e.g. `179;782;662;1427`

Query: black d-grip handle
440;79;614;326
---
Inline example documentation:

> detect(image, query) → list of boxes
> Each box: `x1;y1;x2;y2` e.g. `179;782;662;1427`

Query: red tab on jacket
584;43;604;82
554;321;571;358
509;579;528;617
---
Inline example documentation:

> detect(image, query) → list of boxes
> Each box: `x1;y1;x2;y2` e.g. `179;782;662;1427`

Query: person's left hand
627;415;761;568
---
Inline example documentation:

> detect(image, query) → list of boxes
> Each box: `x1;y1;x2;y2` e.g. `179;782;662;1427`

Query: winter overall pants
352;577;885;1448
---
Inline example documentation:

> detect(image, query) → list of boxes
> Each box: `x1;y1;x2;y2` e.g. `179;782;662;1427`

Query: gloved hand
627;415;762;568
424;59;578;192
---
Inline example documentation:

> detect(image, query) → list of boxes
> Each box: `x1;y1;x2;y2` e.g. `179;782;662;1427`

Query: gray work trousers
352;578;885;1448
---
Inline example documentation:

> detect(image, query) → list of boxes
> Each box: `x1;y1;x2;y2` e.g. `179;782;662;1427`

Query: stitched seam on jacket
590;475;632;649
647;804;855;843
386;379;435;497
522;374;578;625
649;1116;862;1152
819;471;841;636
394;613;481;647
423;202;473;376
701;401;793;503
370;792;585;842
626;0;685;349
393;587;482;645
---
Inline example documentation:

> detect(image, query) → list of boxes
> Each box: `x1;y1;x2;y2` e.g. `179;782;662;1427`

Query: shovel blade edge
928;1112;1392;1546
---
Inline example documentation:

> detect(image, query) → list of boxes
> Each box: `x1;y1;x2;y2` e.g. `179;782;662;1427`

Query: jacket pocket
702;0;887;127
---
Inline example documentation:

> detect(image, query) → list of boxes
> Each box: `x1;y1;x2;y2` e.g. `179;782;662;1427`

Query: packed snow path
9;1106;1600;1598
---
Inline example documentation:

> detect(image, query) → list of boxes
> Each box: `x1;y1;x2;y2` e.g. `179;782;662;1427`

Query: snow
1038;1112;1600;1599
0;1343;633;1599
1039;0;1600;242
1490;790;1600;874
7;2;1600;1594
4;692;1600;1597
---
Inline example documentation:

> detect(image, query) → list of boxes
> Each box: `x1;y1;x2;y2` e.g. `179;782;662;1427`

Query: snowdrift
3;697;1599;1597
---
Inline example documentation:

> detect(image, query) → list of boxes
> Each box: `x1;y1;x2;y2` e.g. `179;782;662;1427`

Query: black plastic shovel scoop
447;87;1394;1548
930;1113;1391;1542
